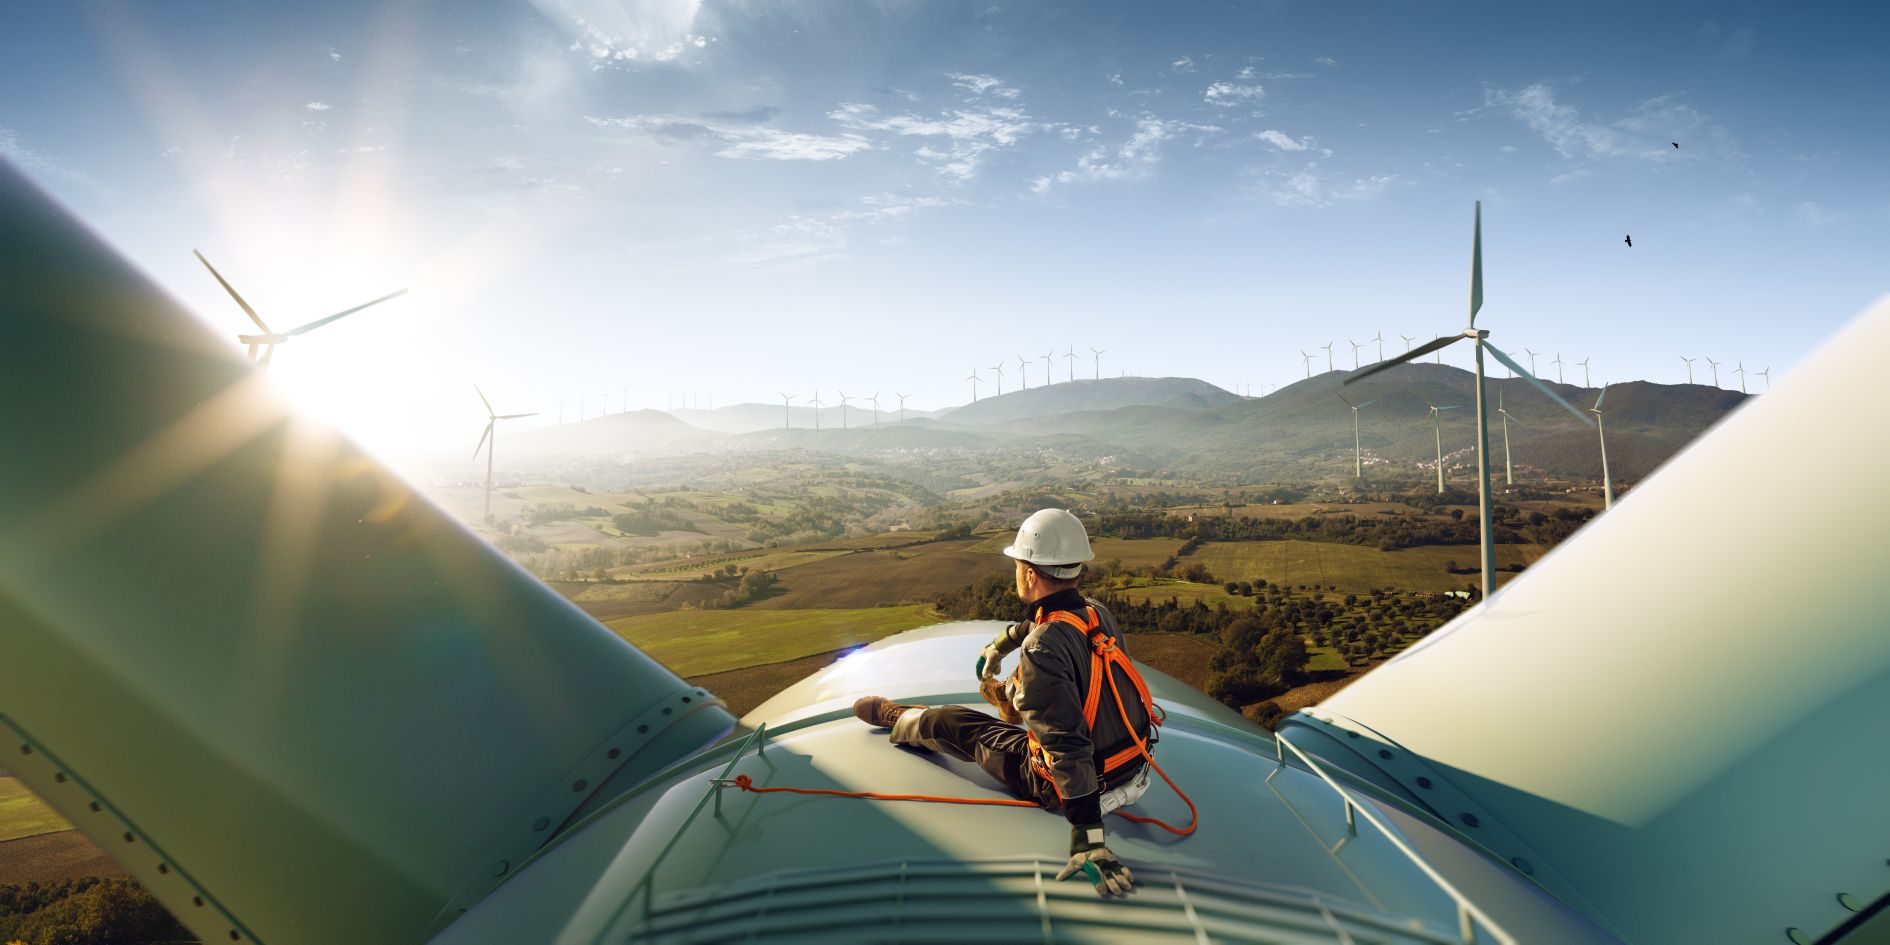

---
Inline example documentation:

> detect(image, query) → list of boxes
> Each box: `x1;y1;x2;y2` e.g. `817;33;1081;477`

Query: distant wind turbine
1091;347;1105;379
1346;201;1594;598
472;385;537;517
619;388;629;413
1735;361;1748;394
1300;350;1313;379
1373;331;1385;363
1017;354;1030;390
1321;341;1335;372
1706;357;1721;387
1497;390;1522;486
1593;386;1615;510
965;370;980;403
1522;348;1538;375
193;249;406;368
1349;339;1363;369
1757;367;1770;390
1336;392;1377;479
1422;395;1460;495
1578;357;1592;388
895;391;910;424
1065;345;1078;382
1680;356;1695;385
837;390;852;429
989;364;1005;396
1401;334;1416;353
1552;353;1566;385
779;392;795;430
869;391;881;428
808;391;824;430
1041;350;1055;384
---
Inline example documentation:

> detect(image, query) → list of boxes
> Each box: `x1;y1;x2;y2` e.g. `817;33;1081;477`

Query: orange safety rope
728;609;1200;838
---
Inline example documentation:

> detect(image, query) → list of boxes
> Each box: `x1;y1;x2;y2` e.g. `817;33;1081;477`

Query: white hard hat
1002;508;1094;579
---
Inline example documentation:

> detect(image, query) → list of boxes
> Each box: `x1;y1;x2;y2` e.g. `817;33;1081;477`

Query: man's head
1002;508;1094;604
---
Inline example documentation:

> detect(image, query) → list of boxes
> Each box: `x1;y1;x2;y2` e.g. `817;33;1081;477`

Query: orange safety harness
731;607;1198;837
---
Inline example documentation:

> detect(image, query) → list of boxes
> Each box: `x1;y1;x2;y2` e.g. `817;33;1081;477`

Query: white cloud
1237;66;1255;80
1481;83;1740;168
326;47;342;62
1313;56;1337;67
1170;55;1196;73
947;73;1021;99
0;127;103;192
829;100;1039;183
529;0;710;66
1500;144;1518;153
1254;129;1312;152
1250;161;1395;208
586;114;872;161
727;193;953;271
1794;201;1842;228
305;101;332;111
1203;82;1264;108
1031;117;1219;193
1105;72;1123;87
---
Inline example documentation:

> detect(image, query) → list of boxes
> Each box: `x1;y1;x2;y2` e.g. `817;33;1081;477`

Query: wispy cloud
1031;117;1219;193
947;73;1021;99
586;113;871;161
530;0;711;67
305;101;332;111
1312;56;1337;67
1249;161;1395;208
725;192;954;271
829;100;1039;183
1170;55;1196;73
1698;20;1757;62
1793;201;1842;228
1204;82;1264;108
326;47;342;62
1255;129;1318;153
1480;83;1739;168
0;127;104;193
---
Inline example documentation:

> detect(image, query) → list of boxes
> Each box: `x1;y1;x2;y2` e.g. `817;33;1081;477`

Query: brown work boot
853;696;922;728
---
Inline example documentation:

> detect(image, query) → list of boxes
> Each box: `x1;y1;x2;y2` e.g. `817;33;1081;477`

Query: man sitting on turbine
853;508;1154;898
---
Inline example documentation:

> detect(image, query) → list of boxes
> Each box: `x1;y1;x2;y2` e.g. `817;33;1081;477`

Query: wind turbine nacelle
236;333;288;345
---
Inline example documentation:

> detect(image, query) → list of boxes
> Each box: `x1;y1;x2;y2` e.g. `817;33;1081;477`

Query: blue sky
3;0;1885;457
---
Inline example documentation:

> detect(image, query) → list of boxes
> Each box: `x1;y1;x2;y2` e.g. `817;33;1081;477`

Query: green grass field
1112;579;1258;611
621;548;850;578
603;603;942;676
1188;540;1544;595
571;581;681;603
1089;536;1187;569
1;776;71;842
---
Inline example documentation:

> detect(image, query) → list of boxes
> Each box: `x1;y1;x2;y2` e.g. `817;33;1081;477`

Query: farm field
752;541;1005;610
622;548;850;578
1089;536;1188;569
1188;540;1545;595
1112;580;1258;611
604;603;941;676
1;776;70;842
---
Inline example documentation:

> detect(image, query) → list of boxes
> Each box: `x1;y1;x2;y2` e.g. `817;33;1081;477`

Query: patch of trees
0;878;188;945
1100;509;1524;550
612;506;701;536
1203;614;1309;708
698;568;780;609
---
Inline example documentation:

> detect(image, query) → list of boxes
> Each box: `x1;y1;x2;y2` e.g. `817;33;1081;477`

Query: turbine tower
869;391;881;429
1017;354;1030;390
1337;392;1377;479
1681;356;1695;385
1065;345;1078;382
558;399;566;424
472;385;537;517
619;388;629;413
1593;386;1615;510
1421;395;1460;494
1758;367;1771;390
1497;390;1522;486
1349;339;1363;369
1706;357;1721;387
1735;362;1748;394
193;250;407;368
988;364;1005;396
1346;201;1593;599
1553;353;1566;384
1042;350;1055;384
779;392;795;430
837;390;851;429
965;370;979;403
1091;347;1105;379
1523;348;1538;375
1373;331;1385;362
1320;341;1335;372
808;391;824;430
1579;357;1592;388
894;391;910;424
1300;350;1312;378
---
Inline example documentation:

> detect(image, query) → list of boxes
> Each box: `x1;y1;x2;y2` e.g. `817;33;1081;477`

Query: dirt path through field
0;831;126;885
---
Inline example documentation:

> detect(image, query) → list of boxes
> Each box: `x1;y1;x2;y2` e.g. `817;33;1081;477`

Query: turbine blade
497;412;536;419
474;384;494;416
286;288;408;336
472;422;492;459
193;249;271;332
1438;405;1461;411
1336;392;1355;407
259;345;275;368
1481;340;1594;427
1595;385;1609;409
1357;400;1377;409
1469;201;1483;326
1343;334;1464;385
246;343;258;361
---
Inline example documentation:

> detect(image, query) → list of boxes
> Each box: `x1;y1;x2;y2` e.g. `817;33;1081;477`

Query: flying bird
1672;141;1680;148
1624;234;1632;247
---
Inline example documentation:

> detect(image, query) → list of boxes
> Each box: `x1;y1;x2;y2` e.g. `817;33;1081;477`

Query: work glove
974;643;1004;680
979;675;1021;724
1055;824;1135;898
